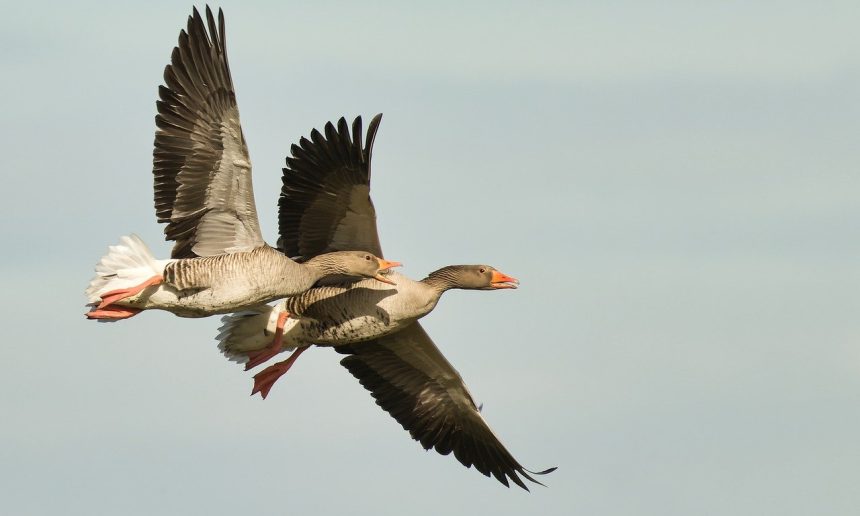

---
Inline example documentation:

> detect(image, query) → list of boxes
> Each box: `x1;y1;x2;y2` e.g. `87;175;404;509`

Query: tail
85;234;167;305
216;302;294;364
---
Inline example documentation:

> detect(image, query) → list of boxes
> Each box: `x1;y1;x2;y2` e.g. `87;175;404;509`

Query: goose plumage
84;7;399;321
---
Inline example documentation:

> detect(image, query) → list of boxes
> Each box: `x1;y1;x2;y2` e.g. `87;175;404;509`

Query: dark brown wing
337;322;556;491
278;114;383;261
154;7;264;258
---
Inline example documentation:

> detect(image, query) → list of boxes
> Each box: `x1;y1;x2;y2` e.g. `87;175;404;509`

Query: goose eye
365;255;371;261
479;268;486;274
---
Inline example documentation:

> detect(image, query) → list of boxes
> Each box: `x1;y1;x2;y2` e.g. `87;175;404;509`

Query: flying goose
220;265;519;396
84;7;400;322
218;114;555;490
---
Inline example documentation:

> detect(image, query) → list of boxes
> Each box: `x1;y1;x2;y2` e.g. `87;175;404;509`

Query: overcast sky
1;1;859;515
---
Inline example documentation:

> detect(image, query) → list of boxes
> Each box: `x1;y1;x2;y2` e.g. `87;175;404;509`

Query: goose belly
215;310;397;352
117;282;281;317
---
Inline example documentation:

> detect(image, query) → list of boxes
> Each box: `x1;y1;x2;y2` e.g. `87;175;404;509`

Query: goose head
313;250;402;285
427;265;519;290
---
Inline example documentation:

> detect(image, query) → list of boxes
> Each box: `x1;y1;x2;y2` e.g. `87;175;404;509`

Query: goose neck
302;254;348;279
421;266;461;294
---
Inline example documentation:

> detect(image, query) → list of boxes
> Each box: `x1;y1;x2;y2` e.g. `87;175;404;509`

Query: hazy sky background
1;1;859;514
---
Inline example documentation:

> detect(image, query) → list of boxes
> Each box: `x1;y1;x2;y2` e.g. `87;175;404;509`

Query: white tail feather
216;303;293;364
85;234;168;304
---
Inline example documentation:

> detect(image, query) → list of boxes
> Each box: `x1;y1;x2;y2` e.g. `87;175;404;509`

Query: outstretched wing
278;114;383;261
153;6;264;258
337;322;556;491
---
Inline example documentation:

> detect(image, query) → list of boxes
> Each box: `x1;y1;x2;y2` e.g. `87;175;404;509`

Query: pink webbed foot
244;311;290;371
251;346;309;399
97;275;163;309
86;304;142;320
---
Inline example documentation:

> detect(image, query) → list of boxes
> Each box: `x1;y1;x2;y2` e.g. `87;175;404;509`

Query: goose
84;7;400;322
220;266;518;396
218;114;555;490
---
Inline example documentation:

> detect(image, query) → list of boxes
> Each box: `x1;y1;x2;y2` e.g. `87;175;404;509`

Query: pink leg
244;311;290;371
97;275;163;309
251;346;309;399
86;304;143;320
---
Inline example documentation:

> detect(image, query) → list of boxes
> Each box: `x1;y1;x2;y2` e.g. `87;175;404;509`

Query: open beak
375;258;402;285
374;274;397;285
490;270;519;289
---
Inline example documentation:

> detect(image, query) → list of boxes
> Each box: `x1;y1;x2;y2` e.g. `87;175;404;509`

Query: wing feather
278;114;384;260
337;323;556;490
153;6;264;258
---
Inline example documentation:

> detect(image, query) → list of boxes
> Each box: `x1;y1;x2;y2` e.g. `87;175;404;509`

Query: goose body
87;240;393;318
286;270;438;344
84;8;398;321
219;266;516;355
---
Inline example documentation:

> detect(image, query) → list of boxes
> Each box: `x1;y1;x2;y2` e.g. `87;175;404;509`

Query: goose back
163;245;310;292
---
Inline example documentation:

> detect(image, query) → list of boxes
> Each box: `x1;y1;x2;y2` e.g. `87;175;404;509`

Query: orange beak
490;270;519;289
378;259;402;271
375;258;402;285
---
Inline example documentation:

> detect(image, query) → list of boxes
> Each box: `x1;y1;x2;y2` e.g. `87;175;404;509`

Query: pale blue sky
1;1;859;515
